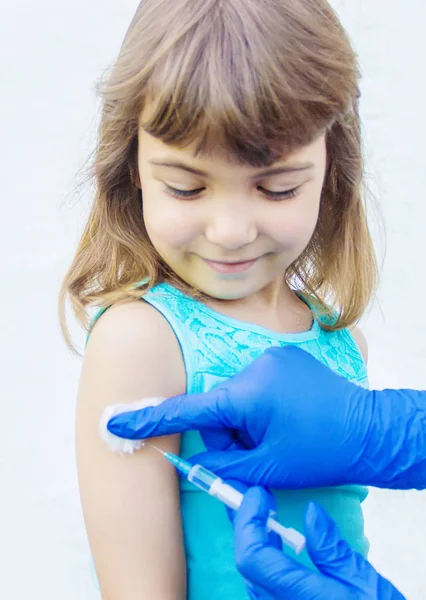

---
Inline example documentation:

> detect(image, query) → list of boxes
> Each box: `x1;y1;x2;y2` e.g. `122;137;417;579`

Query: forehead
138;126;326;173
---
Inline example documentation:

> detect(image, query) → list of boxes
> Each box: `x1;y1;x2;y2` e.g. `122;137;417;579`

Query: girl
60;0;378;598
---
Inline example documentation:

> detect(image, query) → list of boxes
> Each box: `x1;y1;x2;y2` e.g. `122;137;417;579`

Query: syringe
147;443;306;554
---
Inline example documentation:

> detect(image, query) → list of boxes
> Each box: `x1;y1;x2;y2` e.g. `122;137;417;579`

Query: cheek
142;194;198;249
270;197;321;247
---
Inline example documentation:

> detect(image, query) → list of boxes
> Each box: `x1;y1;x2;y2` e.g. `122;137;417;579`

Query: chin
205;289;247;301
191;279;263;301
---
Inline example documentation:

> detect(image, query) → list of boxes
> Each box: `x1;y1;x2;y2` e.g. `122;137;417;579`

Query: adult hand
233;487;405;600
107;346;426;489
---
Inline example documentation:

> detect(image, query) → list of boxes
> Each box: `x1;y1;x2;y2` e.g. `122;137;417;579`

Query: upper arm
350;325;368;365
76;301;186;600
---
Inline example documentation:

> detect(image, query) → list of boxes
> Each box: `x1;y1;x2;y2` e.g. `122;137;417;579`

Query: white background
1;1;425;598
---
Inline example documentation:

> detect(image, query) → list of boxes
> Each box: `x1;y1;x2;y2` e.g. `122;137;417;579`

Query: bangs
139;0;358;166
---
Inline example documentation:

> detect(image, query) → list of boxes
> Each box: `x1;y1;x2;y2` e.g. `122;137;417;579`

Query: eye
162;183;205;199
258;186;299;200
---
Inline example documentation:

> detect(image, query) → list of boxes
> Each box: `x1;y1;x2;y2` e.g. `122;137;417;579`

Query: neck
205;280;313;335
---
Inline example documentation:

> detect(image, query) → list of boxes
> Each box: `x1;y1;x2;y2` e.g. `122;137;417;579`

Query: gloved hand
233;487;405;600
107;345;426;490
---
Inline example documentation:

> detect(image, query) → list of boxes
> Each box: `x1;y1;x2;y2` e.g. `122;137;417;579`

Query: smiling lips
202;257;259;274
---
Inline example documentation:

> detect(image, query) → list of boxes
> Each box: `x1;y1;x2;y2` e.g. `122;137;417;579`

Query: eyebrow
148;159;314;178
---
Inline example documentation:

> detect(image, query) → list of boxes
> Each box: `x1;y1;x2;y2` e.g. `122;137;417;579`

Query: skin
137;130;327;332
76;127;367;599
76;302;187;600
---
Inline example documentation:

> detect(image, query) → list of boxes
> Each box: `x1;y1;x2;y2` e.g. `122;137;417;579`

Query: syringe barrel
187;464;219;493
209;480;244;510
187;463;306;555
211;479;306;554
187;465;244;509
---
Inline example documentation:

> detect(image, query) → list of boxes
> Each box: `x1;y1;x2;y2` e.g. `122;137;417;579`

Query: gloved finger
107;389;233;439
305;502;404;600
304;503;406;598
234;488;323;598
191;447;270;486
256;489;282;551
244;577;277;600
225;483;282;549
201;428;245;452
223;481;276;520
231;428;258;450
305;502;371;585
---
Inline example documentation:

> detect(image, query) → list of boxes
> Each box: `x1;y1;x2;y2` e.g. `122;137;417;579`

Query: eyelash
162;184;299;201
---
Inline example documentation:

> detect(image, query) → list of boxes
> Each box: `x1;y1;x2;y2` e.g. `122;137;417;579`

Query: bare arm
76;301;186;600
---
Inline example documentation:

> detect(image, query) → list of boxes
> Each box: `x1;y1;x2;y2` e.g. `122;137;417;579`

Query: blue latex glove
226;481;283;600
234;487;405;600
108;345;426;490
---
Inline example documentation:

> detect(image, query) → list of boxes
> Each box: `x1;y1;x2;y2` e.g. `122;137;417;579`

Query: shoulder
77;300;186;478
349;325;368;365
88;299;180;353
84;300;186;400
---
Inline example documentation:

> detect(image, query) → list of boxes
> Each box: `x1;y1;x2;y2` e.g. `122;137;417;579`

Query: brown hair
60;0;378;350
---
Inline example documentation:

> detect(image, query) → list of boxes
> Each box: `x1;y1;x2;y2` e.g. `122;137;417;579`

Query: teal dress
139;282;370;599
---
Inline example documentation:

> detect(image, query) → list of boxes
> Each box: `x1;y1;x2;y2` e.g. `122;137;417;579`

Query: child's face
137;129;327;300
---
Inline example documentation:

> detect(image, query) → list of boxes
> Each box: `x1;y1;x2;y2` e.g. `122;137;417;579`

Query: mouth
202;257;260;274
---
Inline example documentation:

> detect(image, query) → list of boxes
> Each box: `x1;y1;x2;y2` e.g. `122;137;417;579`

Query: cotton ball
100;397;165;454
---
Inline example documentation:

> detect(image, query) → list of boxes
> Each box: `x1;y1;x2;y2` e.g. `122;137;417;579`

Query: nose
205;202;258;250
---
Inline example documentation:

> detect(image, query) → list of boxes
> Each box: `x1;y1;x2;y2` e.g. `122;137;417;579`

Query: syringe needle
146;442;167;455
